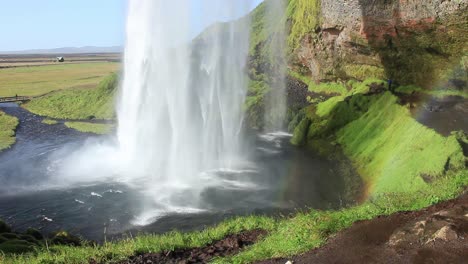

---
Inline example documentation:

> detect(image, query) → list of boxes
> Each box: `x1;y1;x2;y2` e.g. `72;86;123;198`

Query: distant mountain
0;46;123;55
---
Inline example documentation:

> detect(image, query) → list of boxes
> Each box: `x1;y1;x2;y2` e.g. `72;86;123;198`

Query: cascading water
263;0;287;132
116;0;254;224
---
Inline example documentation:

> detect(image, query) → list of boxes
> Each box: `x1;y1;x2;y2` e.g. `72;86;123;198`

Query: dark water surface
0;104;361;241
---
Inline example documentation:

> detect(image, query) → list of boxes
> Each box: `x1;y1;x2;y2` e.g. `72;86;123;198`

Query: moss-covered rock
0;219;12;233
290;117;311;146
50;231;82;247
25;228;43;241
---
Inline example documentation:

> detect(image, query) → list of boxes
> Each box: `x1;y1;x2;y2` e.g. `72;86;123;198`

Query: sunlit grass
0;111;18;151
337;92;465;194
41;119;58;125
288;70;348;96
0;63;119;97
65;122;114;135
23;73;118;120
1;216;276;264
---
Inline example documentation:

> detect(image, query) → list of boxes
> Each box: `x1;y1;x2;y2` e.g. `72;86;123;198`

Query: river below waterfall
0;103;361;242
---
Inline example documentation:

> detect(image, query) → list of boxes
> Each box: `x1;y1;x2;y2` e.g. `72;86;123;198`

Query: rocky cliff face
293;0;468;87
245;0;467;130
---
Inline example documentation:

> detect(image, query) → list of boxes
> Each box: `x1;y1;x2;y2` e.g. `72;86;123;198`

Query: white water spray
116;0;253;224
264;0;287;132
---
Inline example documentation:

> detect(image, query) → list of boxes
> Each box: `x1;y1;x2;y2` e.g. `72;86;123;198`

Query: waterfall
263;0;287;132
116;0;253;224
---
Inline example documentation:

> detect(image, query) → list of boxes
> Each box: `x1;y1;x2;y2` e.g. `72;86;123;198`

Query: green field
0;62;119;97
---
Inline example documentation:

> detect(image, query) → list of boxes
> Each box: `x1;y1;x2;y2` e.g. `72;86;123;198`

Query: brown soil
116;229;267;264
258;192;468;264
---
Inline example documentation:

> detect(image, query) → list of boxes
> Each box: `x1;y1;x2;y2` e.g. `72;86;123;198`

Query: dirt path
258;192;468;264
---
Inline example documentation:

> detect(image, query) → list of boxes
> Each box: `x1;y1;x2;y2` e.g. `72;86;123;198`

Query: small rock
285;261;294;264
433;226;458;241
434;210;450;217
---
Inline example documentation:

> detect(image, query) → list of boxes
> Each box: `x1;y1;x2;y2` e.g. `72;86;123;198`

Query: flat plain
0;53;121;97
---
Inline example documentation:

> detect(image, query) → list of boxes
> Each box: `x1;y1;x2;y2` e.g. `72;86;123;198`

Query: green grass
65;122;114;135
0;63;119;97
342;64;386;81
23;73;118;120
0;216;276;264
316;96;345;117
337;92;465;194
288;70;348;96
0;111;19;151
41;119;58;125
313;78;385;117
218;171;467;263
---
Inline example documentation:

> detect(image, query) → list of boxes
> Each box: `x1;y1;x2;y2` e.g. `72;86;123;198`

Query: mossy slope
337;92;465;194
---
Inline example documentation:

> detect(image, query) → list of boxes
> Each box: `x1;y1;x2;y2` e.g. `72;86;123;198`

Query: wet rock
432;226;458;242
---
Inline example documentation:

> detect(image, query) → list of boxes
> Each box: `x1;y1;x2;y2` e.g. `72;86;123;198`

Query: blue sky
0;0;263;51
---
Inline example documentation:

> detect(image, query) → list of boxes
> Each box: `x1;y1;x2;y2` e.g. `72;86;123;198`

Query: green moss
65;122;114;135
316;96;345;117
287;0;321;51
342;64;386;81
244;79;271;129
23;73;118;120
337;92;465;194
0;111;19;151
289;70;347;95
290;117;311;146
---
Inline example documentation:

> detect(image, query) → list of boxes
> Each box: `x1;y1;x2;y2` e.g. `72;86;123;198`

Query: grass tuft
64;122;114;135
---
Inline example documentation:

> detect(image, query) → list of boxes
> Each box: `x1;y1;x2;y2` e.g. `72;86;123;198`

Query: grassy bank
0;62;119;97
337;92;464;194
65;122;114;135
23;73;118;120
0;111;19;151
